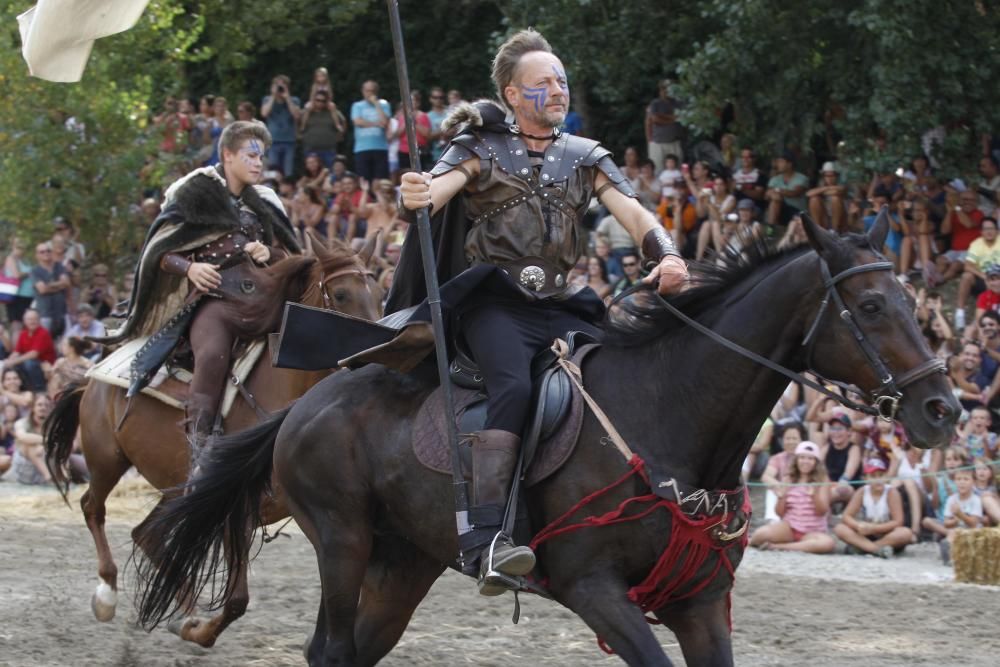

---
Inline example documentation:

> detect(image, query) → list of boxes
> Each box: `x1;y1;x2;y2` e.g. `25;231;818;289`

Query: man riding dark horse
97;121;300;455
384;29;689;593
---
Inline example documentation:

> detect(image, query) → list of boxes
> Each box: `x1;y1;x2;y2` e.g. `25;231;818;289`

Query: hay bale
953;527;1000;586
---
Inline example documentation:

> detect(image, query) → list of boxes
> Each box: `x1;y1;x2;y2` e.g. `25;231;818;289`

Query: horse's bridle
799;258;946;421
647;254;946;422
316;264;377;309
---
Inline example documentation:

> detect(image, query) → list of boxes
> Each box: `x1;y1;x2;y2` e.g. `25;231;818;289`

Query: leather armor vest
431;129;636;274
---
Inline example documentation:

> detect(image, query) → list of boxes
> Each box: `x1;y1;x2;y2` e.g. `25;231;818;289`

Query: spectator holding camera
695;178;735;260
940;190;984;312
79;263;117;320
262;75;302;178
153;95;191;154
300;88;346;168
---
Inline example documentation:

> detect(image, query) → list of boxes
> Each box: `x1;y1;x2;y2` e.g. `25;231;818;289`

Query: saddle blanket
86;337;265;417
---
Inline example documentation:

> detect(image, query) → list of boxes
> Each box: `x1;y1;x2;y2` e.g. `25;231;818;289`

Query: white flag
18;0;151;83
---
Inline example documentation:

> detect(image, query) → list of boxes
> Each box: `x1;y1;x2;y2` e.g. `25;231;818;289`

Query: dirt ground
0;480;995;667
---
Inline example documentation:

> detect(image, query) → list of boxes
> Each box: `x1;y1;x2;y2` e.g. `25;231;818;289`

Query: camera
277;84;286;94
726;213;739;222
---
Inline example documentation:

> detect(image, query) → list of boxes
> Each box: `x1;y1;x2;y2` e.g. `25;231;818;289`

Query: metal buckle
873;393;901;422
519;265;546;292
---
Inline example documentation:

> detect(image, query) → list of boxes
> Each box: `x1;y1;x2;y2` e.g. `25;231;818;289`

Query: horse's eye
333;290;348;302
861;301;880;314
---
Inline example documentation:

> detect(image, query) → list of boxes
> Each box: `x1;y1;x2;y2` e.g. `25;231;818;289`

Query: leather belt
498;256;568;299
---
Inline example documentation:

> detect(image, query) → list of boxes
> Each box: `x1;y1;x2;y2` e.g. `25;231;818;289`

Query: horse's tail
43;382;85;504
133;404;290;630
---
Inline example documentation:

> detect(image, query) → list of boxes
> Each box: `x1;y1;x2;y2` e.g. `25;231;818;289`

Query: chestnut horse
43;236;383;648
135;214;958;666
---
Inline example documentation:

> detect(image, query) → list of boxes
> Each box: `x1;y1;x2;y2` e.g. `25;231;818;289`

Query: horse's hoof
168;618;216;648
166;617;188;638
91;582;117;622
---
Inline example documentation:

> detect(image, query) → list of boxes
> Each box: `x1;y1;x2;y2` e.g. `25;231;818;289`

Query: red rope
529;455;750;655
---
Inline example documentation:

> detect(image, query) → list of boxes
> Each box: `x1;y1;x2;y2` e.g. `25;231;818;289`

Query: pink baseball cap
794;441;822;459
863;458;888;475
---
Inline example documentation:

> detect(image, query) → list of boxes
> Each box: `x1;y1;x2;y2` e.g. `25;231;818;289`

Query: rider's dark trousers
187;299;238;414
461;298;601;435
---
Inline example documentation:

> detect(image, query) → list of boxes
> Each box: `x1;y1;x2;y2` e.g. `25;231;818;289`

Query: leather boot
471;429;535;596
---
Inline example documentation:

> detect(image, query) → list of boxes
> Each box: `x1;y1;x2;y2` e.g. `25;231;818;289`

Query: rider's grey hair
491;29;553;111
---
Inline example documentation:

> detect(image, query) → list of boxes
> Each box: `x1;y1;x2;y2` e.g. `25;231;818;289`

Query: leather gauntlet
160;252;192;276
641;227;681;269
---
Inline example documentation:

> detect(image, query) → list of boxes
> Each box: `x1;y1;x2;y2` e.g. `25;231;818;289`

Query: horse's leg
353;540;445;666
80;456;131;622
78;391;132;622
655;595;734;667
294;500;373;666
554;574;674;666
167;541;250;648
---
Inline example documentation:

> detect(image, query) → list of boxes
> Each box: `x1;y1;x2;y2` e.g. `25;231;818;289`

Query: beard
518;95;569;129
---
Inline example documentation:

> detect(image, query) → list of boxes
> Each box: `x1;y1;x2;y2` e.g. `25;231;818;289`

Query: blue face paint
552;65;569;94
520;84;547;113
248;139;263;156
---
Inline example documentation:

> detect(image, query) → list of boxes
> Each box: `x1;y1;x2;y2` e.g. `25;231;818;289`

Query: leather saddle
412;331;599;486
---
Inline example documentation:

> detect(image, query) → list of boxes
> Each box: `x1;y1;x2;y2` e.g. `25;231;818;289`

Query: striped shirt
783;485;829;535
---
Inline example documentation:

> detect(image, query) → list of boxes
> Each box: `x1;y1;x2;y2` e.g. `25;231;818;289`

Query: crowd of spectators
4;72;1000;577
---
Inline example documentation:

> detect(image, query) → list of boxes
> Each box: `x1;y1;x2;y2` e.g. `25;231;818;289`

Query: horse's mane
603;232;872;347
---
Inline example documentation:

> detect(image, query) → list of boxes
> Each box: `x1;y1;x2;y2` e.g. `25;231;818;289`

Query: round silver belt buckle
519;265;546;292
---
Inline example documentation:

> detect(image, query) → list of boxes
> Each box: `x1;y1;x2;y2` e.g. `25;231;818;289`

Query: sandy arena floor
0;479;993;667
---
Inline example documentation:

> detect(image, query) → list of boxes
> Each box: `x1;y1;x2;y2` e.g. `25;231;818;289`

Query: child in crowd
750;441;836;554
657;154;682;200
923;466;983;564
888;440;933;537
925;445;968;523
0;402;17;474
972;457;1000;525
759;422;807;522
956;406;997;460
834;458;914;557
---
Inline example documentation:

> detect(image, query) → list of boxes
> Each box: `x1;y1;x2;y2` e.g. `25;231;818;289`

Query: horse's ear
358;230;381;266
307;231;331;261
800;211;839;258
867;205;890;252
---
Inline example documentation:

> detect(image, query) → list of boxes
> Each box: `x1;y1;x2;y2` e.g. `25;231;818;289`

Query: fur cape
100;167;299;344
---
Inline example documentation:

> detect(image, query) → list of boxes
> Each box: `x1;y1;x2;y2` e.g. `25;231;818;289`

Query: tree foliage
3;0;1000;264
674;0;1000;178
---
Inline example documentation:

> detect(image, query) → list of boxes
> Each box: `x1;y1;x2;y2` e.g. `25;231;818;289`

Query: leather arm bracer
160;252;192;276
641;227;681;269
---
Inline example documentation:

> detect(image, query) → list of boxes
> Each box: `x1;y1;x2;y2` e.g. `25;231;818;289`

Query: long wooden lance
385;0;472;550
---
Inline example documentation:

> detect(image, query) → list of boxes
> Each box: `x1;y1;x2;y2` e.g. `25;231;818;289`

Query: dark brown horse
44;236;383;648
135;214;958;666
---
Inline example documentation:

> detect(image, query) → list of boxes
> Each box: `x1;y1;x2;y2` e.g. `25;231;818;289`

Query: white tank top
862;485;891;523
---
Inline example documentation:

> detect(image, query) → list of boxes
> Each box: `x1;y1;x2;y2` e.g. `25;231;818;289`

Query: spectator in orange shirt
657;179;698;257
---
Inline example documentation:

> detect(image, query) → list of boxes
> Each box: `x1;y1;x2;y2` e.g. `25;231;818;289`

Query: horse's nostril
925;398;955;422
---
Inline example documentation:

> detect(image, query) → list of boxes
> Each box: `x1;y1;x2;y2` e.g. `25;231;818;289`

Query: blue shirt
351;99;392;153
562;111;583;136
863;212;902;255
427;109;448;161
261;96;301;143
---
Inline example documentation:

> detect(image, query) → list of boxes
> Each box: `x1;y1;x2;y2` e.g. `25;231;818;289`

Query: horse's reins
639;256;945;422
